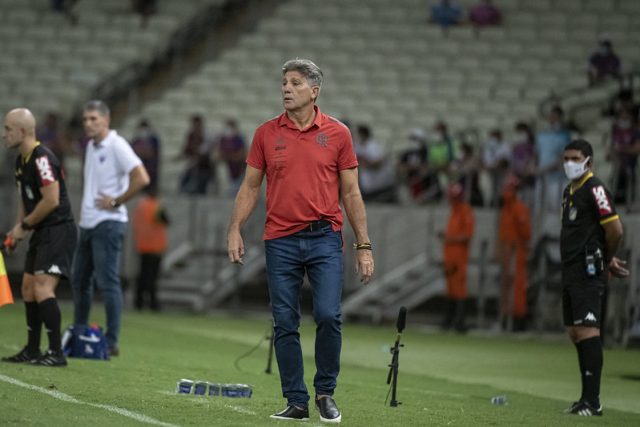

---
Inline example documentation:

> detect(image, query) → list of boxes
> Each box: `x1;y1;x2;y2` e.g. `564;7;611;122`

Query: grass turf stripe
0;374;180;427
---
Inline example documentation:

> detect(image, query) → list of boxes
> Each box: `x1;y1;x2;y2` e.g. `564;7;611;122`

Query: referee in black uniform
1;108;77;367
560;139;629;416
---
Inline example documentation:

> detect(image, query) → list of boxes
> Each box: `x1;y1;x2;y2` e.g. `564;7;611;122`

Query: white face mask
564;156;590;180
513;132;528;144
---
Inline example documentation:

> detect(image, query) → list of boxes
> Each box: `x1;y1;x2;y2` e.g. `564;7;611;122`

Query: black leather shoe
1;346;41;363
315;396;341;423
270;405;309;420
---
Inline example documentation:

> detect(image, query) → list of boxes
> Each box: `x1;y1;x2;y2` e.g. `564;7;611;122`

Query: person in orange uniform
439;182;474;332
132;189;169;311
497;174;531;331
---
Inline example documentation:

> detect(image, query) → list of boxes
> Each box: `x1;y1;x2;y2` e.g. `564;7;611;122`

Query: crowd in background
29;79;640;217
349;92;639;215
25;0;635;213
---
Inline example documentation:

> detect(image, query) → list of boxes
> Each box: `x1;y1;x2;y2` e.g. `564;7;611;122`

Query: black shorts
25;221;77;279
562;262;605;328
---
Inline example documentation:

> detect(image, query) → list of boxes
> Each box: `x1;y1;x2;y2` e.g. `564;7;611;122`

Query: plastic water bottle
176;380;252;398
221;383;253;398
176;379;193;394
193;381;207;396
491;395;508;405
208;382;221;396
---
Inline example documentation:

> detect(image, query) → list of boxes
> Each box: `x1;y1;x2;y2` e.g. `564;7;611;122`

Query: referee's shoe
31;349;68;367
565;400;603;416
1;346;41;363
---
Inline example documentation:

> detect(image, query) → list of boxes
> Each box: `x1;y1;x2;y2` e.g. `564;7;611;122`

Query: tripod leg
265;327;275;374
390;350;400;407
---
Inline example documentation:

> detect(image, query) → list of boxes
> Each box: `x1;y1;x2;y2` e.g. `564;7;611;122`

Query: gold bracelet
353;242;372;250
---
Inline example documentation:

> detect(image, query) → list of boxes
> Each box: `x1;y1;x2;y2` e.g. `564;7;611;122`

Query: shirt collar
278;105;323;131
570;171;593;195
92;130;116;149
22;141;41;164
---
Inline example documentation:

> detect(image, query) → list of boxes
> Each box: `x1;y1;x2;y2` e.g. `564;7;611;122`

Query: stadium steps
342;253;442;323
156;246;264;312
342;251;501;325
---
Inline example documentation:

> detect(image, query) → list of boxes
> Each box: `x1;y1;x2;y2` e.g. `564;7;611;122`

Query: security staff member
1;108;77;367
560;139;629;416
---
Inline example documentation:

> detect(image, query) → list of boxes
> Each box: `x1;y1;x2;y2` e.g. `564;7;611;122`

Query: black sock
577;336;603;407
574;343;585;401
38;298;62;352
25;301;42;353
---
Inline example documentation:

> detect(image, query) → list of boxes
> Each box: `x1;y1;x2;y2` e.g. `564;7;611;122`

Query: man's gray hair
83;99;110;117
282;58;323;89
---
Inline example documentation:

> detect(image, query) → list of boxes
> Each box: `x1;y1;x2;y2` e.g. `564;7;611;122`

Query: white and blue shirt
79;130;142;228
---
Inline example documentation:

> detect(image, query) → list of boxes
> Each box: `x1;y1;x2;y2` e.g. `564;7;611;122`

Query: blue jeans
265;225;344;408
72;220;126;349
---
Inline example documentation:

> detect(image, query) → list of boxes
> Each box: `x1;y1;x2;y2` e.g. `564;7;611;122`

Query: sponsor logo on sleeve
35;156;55;185
592;185;612;215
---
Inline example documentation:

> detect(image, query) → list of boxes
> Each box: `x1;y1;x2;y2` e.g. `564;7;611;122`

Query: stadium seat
556;0;583;12
584;0;615;13
92;0;640;198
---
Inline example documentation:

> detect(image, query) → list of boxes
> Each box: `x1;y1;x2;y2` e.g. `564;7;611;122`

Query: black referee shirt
15;143;74;229
560;172;618;266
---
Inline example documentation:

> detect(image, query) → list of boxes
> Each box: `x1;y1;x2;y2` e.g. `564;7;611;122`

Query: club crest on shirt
569;206;577;221
275;137;286;151
25;185;34;200
315;133;329;148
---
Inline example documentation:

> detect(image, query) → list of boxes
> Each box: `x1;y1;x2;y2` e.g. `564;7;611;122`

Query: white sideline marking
224;404;256;416
157;391;257;416
0;374;180;427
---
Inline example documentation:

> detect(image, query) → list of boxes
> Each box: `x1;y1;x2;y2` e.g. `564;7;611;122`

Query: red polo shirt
247;106;358;240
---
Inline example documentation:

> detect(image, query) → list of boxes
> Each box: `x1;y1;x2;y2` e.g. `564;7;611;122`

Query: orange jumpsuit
497;190;531;318
133;196;168;255
443;201;475;300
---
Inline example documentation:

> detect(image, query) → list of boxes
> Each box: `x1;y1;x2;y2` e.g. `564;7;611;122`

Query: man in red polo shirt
227;59;374;423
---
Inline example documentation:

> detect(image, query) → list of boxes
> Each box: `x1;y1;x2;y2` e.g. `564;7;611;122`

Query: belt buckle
308;220;325;232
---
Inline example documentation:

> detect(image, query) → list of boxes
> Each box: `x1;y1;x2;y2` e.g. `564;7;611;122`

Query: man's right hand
227;229;245;264
2;234;16;253
609;256;629;278
9;224;26;242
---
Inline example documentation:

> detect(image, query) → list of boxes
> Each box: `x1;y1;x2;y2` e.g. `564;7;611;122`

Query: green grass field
1;302;639;426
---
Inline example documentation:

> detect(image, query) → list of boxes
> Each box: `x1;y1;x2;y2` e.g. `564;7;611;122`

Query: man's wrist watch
109;199;120;208
21;221;33;231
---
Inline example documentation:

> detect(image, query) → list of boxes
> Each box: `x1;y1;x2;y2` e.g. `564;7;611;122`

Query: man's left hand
95;193;117;210
609;256;630;278
356;250;374;285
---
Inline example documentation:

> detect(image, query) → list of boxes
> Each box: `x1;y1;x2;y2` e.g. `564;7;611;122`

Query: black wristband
21;221;33;231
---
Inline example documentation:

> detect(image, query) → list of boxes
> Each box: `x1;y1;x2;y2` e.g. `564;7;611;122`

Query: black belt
302;219;331;232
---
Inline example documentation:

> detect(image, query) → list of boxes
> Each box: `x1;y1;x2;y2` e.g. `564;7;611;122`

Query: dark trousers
264;225;344;408
135;253;162;310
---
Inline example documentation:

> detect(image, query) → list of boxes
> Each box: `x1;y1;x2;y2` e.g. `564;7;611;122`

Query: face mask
138;128;150;139
513;132;528;144
551;122;564;131
564;156;590;180
617;119;631;129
